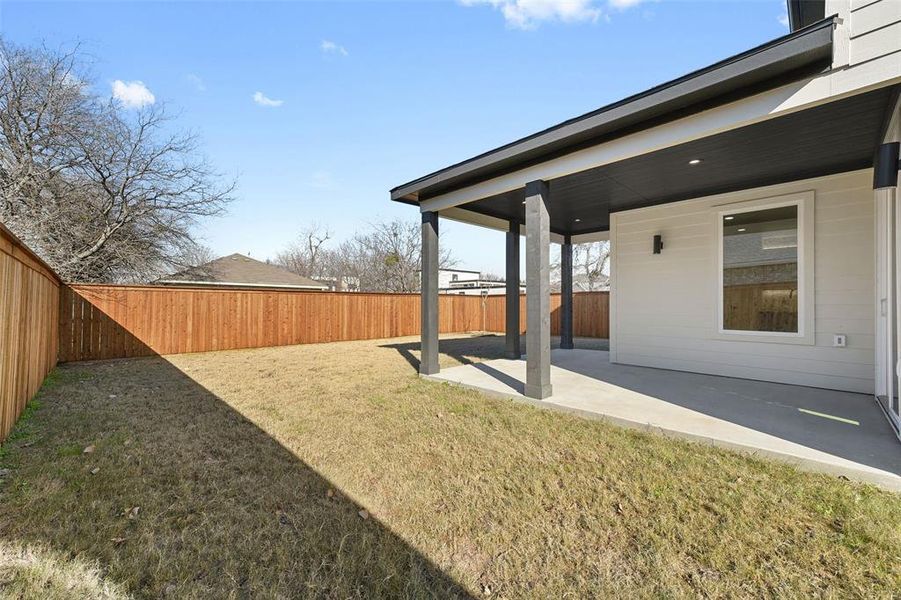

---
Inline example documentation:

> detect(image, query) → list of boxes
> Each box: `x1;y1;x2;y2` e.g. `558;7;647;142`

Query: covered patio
391;13;901;461
428;347;901;489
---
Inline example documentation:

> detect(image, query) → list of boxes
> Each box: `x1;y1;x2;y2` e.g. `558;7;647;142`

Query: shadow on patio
427;347;901;488
0;356;474;598
381;333;609;371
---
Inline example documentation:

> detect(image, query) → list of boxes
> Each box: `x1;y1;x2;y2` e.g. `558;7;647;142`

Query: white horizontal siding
851;0;901;37
851;0;881;11
611;170;875;393
849;0;901;64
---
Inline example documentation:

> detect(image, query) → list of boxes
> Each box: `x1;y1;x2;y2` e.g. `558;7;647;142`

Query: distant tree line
0;40;233;282
275;220;457;293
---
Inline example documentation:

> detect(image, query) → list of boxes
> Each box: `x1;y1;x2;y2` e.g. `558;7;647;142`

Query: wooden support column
420;211;440;375
505;219;521;359
560;234;574;350
525;180;552;399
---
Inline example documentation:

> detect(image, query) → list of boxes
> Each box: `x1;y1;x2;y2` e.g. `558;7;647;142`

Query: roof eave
390;15;835;204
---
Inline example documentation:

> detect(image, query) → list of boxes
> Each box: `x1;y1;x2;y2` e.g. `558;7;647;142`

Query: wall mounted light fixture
653;234;664;254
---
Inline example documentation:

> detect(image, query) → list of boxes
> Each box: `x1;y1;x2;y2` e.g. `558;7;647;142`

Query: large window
721;204;799;334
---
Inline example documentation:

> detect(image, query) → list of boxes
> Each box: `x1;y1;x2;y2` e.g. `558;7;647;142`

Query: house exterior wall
610;169;875;393
848;0;901;66
437;268;481;288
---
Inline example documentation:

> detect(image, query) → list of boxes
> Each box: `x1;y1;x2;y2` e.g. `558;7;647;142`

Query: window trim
714;191;815;345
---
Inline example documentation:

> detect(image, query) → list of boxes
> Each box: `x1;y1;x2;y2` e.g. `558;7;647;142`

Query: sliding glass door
875;188;901;436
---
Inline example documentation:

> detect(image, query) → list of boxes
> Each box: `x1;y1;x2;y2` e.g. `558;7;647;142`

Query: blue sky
1;0;791;276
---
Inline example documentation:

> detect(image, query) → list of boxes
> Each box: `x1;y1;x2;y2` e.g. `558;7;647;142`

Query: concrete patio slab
427;349;901;490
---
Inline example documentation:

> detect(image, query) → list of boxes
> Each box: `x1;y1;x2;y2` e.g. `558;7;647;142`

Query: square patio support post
505;219;521;359
525;180;553;399
560;234;574;350
420;211;440;375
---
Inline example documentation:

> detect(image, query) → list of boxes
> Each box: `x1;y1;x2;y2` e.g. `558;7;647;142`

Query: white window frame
714;191;815;345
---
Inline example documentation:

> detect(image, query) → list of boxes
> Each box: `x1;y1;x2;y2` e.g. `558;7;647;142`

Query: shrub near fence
0;224;60;442
59;285;609;363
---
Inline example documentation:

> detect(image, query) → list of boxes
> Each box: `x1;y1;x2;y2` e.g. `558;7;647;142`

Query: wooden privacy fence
0;224;60;442
59;285;609;362
484;292;609;338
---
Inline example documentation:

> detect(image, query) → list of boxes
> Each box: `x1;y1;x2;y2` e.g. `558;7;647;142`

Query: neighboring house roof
157;253;328;290
390;15;835;205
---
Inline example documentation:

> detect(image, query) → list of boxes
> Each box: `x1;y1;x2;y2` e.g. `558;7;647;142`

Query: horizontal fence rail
0;225;60;442
59;285;609;363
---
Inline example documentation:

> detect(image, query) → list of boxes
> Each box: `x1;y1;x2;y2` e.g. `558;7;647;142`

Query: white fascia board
439;206;566;244
420;56;901;214
572;231;610;244
440;206;608;244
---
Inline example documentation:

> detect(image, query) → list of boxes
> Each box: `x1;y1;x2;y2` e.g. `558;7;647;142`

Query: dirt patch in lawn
0;333;898;598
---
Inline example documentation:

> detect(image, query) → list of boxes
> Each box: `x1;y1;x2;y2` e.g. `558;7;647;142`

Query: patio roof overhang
388;16;901;239
447;85;896;236
391;17;836;224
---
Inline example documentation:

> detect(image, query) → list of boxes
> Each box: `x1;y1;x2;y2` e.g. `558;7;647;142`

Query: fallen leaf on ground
126;506;140;519
326;488;335;499
358;510;369;520
90;467;100;475
110;537;127;545
83;445;95;454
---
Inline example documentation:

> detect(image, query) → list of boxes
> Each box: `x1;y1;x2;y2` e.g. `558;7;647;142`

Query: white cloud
252;91;284;107
111;80;155;109
778;11;790;28
608;0;644;8
320;40;349;56
185;73;206;92
461;0;646;29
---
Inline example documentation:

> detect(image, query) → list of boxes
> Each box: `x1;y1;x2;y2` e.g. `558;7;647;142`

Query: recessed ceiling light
688;159;702;165
574;218;581;222
724;216;734;221
737;228;747;232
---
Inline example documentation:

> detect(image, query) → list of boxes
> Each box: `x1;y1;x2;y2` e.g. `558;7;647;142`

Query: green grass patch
0;335;898;598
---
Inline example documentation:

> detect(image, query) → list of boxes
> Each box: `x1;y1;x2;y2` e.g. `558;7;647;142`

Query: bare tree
275;223;333;278
275;218;457;292
0;40;233;282
337;218;457;292
551;240;610;291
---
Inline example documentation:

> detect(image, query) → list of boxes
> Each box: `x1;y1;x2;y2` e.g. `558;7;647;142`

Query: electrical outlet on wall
833;334;847;348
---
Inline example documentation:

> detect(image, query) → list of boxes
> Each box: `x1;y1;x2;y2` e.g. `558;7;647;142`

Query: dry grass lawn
0;333;899;598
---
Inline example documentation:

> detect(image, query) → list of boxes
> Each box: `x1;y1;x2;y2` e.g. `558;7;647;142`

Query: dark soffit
459;86;892;236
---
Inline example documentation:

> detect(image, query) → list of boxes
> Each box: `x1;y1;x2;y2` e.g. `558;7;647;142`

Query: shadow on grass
0;358;475;598
381;334;609;373
382;334;506;372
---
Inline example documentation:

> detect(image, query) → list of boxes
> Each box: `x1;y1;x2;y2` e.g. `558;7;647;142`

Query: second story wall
843;0;901;66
